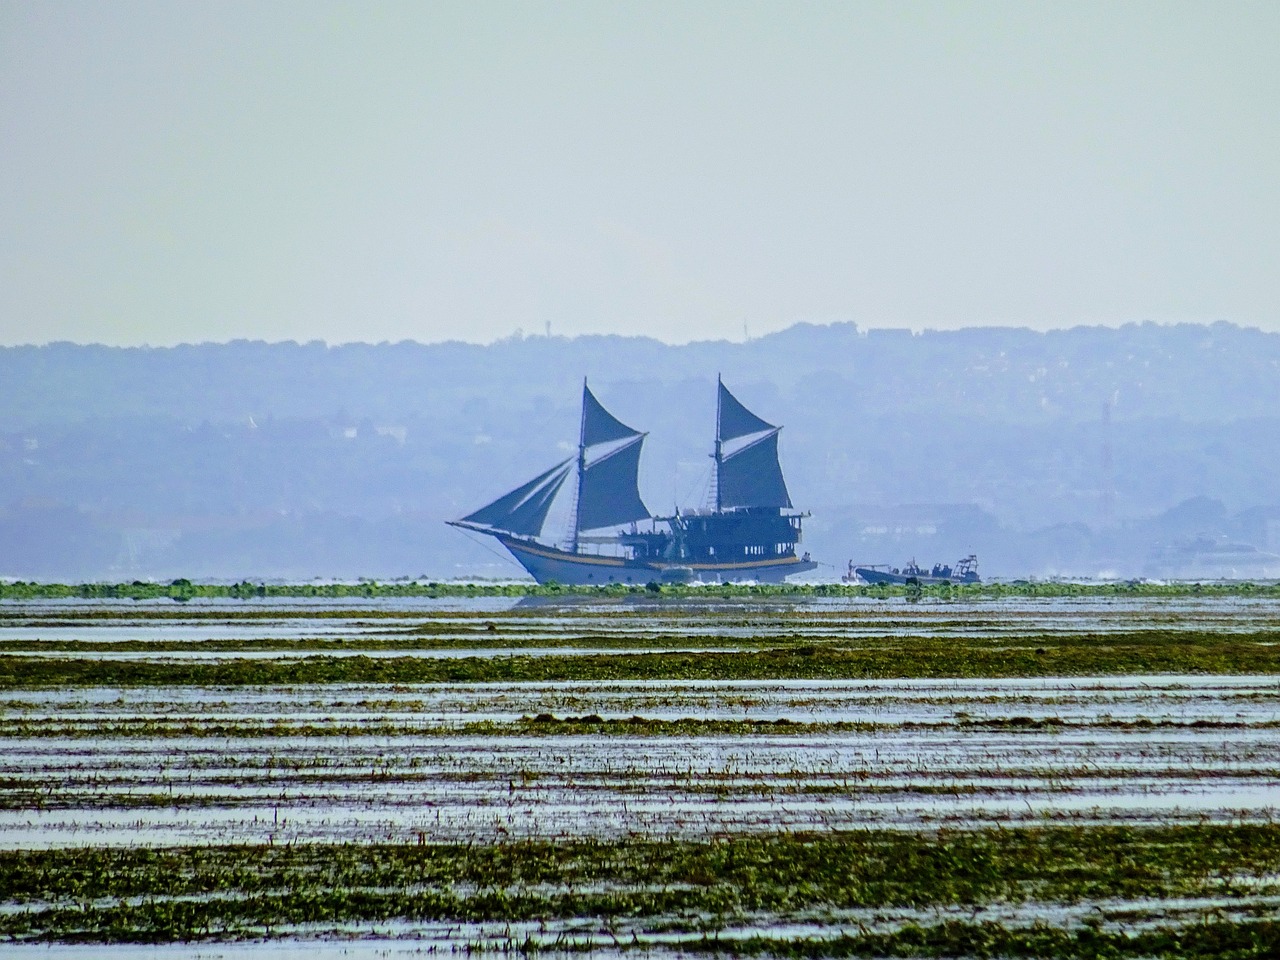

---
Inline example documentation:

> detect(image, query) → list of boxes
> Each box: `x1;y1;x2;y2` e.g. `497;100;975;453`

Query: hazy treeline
3;321;1279;580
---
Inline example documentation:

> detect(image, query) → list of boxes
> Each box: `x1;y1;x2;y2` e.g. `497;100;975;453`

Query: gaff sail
718;379;777;443
582;384;643;447
577;435;649;531
715;379;792;509
718;429;792;509
576;383;651;532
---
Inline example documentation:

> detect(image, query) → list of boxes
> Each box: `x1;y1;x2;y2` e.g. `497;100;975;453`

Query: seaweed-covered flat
2;593;1279;954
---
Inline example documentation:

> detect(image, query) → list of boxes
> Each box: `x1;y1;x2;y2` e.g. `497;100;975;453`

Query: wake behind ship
449;379;818;584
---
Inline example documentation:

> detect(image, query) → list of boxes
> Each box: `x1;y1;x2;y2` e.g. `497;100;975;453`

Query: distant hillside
4;321;1279;580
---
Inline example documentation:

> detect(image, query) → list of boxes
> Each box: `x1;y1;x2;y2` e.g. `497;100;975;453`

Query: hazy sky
2;1;1277;346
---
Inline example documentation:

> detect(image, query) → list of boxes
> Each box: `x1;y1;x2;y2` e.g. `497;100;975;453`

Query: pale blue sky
1;0;1276;346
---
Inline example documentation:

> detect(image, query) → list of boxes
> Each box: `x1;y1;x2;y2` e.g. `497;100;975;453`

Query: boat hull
854;567;980;586
497;534;817;585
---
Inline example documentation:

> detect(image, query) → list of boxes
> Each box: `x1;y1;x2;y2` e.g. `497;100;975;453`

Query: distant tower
1099;396;1116;525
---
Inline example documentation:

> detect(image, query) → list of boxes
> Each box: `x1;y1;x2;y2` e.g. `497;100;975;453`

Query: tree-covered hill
3;321;1278;580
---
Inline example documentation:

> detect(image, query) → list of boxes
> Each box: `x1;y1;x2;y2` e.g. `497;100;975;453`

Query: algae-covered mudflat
2;590;1278;956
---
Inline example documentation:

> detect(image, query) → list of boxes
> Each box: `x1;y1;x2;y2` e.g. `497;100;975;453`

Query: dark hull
498;534;817;585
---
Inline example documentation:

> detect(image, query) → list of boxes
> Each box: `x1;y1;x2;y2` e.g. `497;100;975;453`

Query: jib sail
458;458;572;538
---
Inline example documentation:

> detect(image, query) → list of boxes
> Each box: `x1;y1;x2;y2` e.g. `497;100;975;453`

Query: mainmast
713;373;724;512
713;378;792;511
573;377;588;552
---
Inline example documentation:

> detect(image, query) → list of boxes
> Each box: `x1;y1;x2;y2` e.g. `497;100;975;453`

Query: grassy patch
2;825;1278;944
4;636;1280;688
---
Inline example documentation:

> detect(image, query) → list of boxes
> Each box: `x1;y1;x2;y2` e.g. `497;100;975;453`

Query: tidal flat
1;593;1278;956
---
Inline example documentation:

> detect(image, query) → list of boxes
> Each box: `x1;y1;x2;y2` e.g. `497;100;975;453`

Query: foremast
453;382;651;555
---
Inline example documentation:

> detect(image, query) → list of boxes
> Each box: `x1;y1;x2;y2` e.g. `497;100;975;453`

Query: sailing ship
448;378;817;584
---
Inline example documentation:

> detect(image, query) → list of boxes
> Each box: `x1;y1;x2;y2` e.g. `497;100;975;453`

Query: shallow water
5;595;1280;649
2;673;1276;848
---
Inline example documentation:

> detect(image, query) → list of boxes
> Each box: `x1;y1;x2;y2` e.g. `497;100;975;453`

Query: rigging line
678;459;714;512
455;527;526;574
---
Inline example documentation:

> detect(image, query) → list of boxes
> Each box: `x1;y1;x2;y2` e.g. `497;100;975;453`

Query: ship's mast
713;373;723;513
572;377;587;553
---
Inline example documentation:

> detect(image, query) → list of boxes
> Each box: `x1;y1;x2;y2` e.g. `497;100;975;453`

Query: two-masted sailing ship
448;379;817;584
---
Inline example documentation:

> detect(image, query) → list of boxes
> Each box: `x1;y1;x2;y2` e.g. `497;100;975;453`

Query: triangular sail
577;435;650;531
502;468;571;536
583;384;642;448
718;429;792;509
461;458;572;536
718;380;776;443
